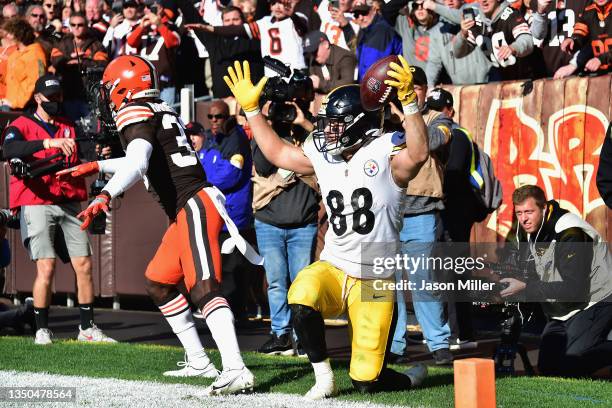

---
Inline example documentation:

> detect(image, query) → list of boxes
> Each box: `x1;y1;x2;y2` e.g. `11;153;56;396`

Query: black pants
538;298;612;377
0;304;23;330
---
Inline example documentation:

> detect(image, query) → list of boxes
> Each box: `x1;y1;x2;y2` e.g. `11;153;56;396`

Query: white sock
159;294;209;365
203;297;244;370
312;359;333;383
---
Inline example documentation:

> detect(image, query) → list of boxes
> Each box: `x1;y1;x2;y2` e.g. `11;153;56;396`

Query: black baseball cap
34;74;62;97
426;88;454;111
303;31;329;54
185;121;206;136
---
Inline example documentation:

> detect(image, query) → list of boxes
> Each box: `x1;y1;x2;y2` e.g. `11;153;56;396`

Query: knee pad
290;304;327;362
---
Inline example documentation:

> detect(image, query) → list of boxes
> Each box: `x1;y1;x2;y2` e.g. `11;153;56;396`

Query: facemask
41;101;61;116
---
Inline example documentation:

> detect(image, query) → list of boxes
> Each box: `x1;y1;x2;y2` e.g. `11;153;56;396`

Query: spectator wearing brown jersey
303;30;356;94
560;0;611;75
1;18;47;111
26;4;58;63
454;0;534;81
51;12;108;121
126;3;180;105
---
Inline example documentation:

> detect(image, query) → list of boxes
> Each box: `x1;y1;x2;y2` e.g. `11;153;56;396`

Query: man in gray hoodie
424;0;491;87
452;0;534;81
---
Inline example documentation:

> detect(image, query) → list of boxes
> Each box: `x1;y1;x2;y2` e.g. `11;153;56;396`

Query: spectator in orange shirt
0;22;19;108
2;18;47;111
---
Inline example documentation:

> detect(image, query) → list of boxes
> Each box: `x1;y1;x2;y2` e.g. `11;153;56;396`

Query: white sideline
0;370;400;408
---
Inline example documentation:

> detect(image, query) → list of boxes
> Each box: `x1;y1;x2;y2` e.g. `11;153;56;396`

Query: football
360;55;400;112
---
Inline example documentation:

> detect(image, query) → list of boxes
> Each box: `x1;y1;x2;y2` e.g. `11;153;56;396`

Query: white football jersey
245;16;306;76
318;0;360;51
302;132;407;279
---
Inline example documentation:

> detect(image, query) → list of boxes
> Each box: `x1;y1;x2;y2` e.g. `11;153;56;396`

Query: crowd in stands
0;0;610;378
0;0;608;116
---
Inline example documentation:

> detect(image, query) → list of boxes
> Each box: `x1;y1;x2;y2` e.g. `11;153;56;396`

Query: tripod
492;303;535;376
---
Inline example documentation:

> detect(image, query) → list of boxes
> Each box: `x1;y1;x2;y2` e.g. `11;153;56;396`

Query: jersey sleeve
115;103;156;133
507;9;531;40
301;134;319;163
120;119;157;147
388;131;407;157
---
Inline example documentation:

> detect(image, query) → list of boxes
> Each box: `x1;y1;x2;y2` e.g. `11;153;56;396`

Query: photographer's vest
7;115;87;209
529;213;612;320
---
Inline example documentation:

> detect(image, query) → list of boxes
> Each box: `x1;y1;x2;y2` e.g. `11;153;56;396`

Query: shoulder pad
115;102;155;132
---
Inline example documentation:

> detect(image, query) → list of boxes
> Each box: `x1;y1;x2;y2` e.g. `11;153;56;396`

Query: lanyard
34;112;56;138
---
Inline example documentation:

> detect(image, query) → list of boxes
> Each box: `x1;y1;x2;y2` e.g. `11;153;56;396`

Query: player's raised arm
385;55;429;188
224;61;315;176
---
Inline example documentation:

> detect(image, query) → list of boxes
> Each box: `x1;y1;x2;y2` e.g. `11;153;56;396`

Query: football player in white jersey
224;56;429;399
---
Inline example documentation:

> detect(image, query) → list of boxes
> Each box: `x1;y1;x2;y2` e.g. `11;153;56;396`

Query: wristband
403;101;420;116
245;109;261;118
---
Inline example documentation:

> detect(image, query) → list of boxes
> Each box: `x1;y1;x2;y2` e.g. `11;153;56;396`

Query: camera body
0;208;19;229
260;56;314;123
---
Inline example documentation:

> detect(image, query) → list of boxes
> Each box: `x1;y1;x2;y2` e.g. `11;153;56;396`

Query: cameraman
500;185;612;377
1;74;115;345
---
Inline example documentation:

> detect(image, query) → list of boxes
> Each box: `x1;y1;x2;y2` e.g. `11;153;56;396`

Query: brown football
360;55;400;112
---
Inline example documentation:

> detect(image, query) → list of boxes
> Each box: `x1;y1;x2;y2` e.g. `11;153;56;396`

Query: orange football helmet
101;55;160;112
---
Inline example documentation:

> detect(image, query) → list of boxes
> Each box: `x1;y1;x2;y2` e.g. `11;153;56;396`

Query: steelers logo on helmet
313;85;380;156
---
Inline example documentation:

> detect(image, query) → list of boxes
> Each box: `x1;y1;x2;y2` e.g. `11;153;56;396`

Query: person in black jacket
251;105;319;356
596;123;612;208
183;6;263;99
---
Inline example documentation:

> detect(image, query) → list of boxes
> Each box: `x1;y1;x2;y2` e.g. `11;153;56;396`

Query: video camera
8;154;68;180
0;208;19;229
260;56;314;123
77;67;121;235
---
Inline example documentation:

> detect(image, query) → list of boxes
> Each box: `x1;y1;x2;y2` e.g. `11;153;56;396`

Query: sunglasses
415;2;425;8
352;9;369;17
30;13;45;18
208;114;228;120
70;23;85;27
43;4;55;8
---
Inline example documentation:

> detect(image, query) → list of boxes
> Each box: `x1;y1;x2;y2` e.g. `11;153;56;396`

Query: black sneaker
387;352;411;365
257;333;295;356
432;348;454;365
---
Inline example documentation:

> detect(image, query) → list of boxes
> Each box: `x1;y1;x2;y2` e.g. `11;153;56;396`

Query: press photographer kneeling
1;75;115;345
499;185;612;377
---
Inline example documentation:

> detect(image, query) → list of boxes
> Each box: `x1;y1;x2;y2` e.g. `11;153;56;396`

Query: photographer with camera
1;74;115;345
500;185;612;377
51;11;109;122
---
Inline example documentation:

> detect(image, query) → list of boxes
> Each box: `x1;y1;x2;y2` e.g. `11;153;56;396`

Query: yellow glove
384;55;417;107
223;60;268;116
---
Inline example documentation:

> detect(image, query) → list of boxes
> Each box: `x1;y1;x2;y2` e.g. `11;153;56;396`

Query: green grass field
0;336;611;407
